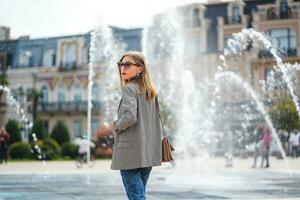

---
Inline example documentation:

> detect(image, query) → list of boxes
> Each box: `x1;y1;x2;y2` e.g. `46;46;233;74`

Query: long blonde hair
118;51;157;101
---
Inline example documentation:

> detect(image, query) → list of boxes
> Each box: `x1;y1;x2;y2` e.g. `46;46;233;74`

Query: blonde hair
118;51;157;101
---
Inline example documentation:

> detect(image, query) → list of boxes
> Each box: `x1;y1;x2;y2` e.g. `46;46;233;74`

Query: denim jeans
120;167;152;200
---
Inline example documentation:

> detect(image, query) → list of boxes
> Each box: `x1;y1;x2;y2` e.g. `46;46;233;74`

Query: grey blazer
111;83;163;170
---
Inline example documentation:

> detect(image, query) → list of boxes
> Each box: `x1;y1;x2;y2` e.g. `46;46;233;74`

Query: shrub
30;118;48;141
31;138;61;160
61;142;79;159
51;121;70;145
5;119;21;145
9;142;33;159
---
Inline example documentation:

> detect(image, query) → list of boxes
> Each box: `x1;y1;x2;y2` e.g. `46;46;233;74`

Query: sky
0;0;202;39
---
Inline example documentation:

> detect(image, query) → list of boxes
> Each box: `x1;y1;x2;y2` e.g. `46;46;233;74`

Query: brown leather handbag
155;97;175;162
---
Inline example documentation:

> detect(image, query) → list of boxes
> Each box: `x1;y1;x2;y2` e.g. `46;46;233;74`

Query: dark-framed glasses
117;62;139;70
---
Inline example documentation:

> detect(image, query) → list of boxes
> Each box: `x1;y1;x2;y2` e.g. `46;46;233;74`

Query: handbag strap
155;96;167;137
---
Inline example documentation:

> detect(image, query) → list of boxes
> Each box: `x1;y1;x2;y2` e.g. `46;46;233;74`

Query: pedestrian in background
260;127;272;168
0;126;10;164
289;130;299;158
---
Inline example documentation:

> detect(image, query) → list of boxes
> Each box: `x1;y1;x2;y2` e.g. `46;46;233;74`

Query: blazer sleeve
113;84;138;134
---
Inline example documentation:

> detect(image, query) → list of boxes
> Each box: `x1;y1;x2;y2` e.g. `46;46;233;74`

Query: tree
51;121;70;145
27;88;41;121
5;119;22;145
269;99;300;132
30;118;48;141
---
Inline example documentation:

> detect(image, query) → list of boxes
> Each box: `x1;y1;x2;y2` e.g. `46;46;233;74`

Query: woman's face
119;56;142;81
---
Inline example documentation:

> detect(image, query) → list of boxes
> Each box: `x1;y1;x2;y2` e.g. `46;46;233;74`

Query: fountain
0;85;45;161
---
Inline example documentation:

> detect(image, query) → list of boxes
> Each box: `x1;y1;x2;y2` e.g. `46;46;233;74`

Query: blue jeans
120;167;152;200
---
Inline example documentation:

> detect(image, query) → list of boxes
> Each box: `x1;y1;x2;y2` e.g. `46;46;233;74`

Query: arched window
266;28;297;56
19;51;31;67
41;85;48;103
43;49;55;67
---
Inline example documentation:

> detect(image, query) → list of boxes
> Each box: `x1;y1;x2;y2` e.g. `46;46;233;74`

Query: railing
59;61;77;71
224;15;242;25
28;101;101;113
258;48;297;58
259;8;299;21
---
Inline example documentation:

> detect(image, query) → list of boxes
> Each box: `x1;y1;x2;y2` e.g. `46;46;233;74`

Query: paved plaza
1;158;300;199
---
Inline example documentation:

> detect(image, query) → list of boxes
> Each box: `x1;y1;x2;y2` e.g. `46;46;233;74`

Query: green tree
269;99;300;131
51;121;70;145
5;119;21;145
30;118;48;141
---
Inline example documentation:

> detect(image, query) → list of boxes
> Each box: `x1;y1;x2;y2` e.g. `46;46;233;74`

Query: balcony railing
59;61;77;71
224;15;241;25
259;8;299;21
258;48;297;58
28;101;101;113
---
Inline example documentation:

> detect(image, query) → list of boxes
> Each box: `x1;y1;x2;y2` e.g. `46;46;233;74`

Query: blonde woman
107;51;163;200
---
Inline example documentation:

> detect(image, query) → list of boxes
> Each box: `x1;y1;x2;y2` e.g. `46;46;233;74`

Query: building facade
0;27;142;140
1;0;300;140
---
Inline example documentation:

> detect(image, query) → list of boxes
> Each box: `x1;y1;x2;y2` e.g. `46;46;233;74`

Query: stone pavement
0;157;300;199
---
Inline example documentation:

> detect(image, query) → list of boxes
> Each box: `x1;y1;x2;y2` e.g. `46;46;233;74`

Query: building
0;27;142;140
1;0;300;139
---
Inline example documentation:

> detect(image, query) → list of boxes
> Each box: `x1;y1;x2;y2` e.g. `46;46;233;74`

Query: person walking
279;130;289;156
289;130;299;158
260;127;272;168
0;127;10;164
251;126;263;168
106;51;163;200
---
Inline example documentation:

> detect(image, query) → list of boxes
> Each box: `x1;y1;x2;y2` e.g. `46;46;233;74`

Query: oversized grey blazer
111;82;163;170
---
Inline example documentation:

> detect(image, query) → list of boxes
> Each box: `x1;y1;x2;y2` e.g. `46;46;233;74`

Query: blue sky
0;0;199;39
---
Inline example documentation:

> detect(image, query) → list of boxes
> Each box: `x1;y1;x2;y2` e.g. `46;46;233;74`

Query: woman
108;51;163;200
260;127;272;168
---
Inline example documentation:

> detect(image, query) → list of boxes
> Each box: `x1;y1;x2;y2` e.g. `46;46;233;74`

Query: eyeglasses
117;62;140;70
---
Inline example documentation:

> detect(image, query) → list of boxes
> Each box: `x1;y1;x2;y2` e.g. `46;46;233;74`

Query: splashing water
225;28;300;120
0;85;45;161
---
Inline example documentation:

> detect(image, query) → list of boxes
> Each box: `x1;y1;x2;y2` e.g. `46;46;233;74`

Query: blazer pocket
117;141;132;149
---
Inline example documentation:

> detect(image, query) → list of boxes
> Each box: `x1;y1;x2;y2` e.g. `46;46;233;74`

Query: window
19;51;31;67
73;120;82;137
266;28;297;56
57;89;65;103
64;44;76;69
41;85;48;103
280;0;289;18
192;8;201;27
43;49;55;66
232;3;240;23
74;82;82;102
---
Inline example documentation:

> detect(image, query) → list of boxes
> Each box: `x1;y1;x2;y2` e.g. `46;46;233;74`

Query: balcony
28;101;101;114
59;61;77;71
224;15;242;25
258;48;297;59
257;7;299;22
